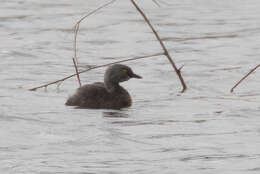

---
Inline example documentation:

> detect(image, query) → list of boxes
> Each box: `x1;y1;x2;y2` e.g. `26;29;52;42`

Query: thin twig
73;0;117;63
178;64;185;72
152;0;161;7
72;58;82;87
72;0;117;87
230;64;260;93
130;0;187;92
28;52;164;91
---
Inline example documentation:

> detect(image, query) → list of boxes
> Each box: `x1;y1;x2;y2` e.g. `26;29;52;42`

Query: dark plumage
66;64;142;109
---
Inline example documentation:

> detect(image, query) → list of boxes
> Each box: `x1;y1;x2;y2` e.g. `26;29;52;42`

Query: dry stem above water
72;0;117;87
130;0;187;92
29;53;164;91
29;0;187;92
230;64;260;93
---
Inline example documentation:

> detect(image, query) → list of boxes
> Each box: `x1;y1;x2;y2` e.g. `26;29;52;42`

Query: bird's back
65;82;132;109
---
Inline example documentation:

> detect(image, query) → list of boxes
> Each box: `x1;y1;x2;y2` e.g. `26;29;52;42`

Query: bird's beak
131;73;142;79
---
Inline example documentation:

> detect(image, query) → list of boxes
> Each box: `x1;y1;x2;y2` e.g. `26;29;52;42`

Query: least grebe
66;64;142;109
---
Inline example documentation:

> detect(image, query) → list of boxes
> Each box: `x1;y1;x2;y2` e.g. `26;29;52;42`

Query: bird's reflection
103;111;129;118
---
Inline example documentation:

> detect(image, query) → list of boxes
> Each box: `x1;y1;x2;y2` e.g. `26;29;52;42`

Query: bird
65;64;142;109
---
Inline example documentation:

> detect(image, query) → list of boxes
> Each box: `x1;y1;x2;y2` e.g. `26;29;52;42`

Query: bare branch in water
130;0;187;92
230;64;260;93
72;0;117;87
28;52;164;91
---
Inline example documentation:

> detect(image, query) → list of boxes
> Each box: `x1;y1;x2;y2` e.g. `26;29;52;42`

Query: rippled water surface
1;0;260;173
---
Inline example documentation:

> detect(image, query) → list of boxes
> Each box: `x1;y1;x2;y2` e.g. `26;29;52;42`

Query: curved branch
73;0;117;63
72;0;117;87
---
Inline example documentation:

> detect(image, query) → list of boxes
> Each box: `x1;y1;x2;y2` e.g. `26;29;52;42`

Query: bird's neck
105;80;120;93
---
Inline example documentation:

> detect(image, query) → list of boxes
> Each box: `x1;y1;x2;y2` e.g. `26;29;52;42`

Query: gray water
1;0;260;173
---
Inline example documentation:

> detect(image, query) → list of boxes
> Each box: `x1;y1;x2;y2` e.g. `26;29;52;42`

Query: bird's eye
122;69;128;73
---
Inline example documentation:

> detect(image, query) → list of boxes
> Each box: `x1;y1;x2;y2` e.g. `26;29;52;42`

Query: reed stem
72;0;117;87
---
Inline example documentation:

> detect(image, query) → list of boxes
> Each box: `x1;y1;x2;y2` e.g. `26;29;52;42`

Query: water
1;0;260;173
